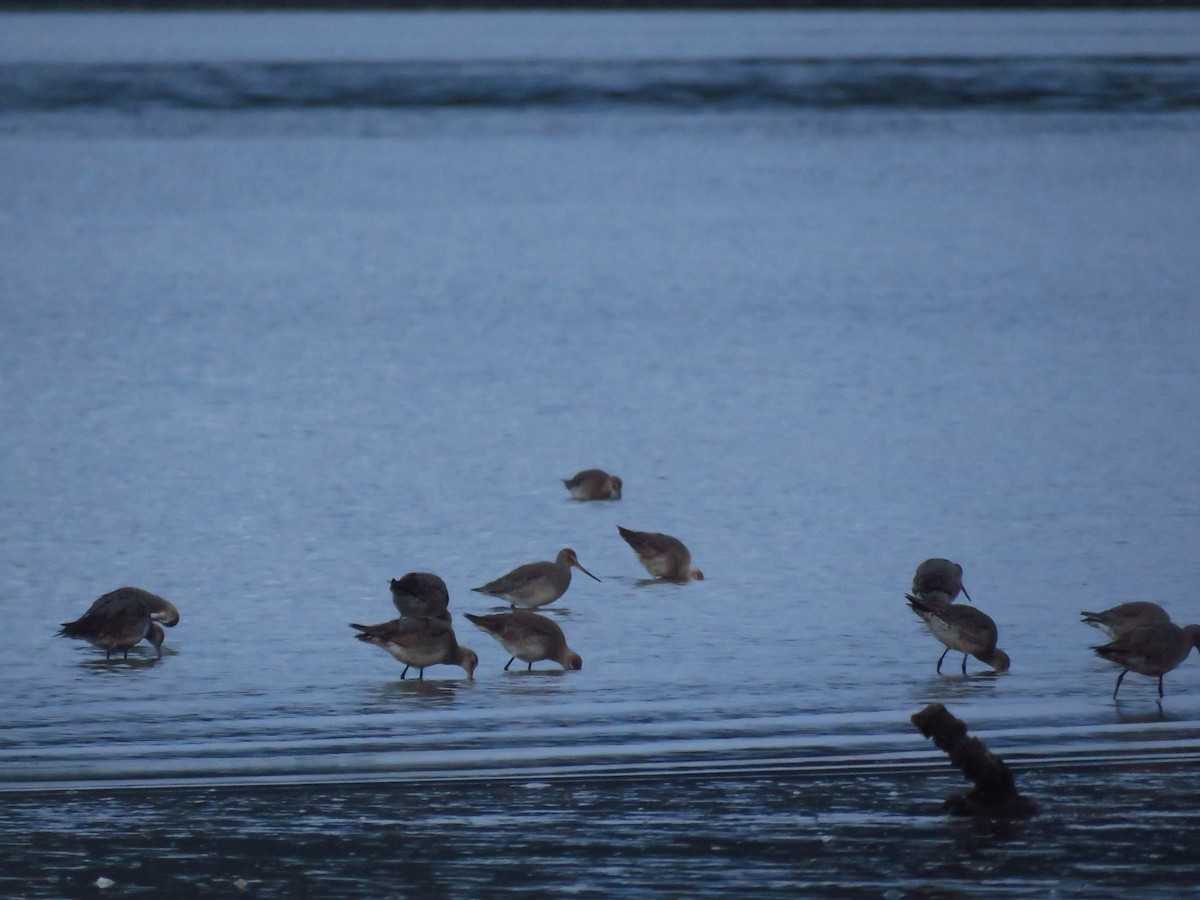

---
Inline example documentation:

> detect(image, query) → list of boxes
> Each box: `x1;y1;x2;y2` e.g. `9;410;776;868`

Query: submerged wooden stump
911;703;1038;818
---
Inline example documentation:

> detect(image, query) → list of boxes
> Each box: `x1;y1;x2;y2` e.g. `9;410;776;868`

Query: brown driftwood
911;703;1038;818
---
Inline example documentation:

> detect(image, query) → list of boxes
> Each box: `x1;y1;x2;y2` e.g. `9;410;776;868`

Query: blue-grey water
2;9;1200;896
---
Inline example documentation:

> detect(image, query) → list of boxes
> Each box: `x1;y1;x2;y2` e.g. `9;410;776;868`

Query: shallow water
3;763;1200;897
1;9;1199;896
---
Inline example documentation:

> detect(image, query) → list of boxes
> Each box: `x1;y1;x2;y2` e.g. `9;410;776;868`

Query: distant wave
2;56;1199;113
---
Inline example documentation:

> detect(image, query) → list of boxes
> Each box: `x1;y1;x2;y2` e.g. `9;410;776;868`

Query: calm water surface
1;9;1199;896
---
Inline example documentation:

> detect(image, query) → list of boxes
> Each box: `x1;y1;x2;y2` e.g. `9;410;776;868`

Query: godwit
907;593;1009;674
389;572;451;620
58;586;181;659
1093;621;1200;699
350;617;477;680
1081;601;1171;639
471;548;599;608
465;610;582;671
616;525;703;581
911;558;971;603
563;469;622;501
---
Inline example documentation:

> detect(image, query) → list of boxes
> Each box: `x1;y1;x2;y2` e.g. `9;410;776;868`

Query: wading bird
1093;621;1200;700
907;593;1009;675
911;558;971;604
389;572;451;621
58;586;181;659
350;617;477;680
563;469;622;501
472;548;600;608
465;610;582;672
617;526;703;581
1081;601;1171;639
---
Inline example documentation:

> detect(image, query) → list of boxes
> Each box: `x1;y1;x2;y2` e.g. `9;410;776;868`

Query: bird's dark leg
123;650;129;660
105;650;112;660
504;657;514;671
527;662;533;671
1113;669;1128;700
400;665;409;680
936;648;949;674
419;668;425;681
961;653;968;676
1158;675;1165;698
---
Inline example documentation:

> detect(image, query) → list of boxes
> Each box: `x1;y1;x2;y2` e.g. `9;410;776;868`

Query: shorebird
911;558;971;603
58;586;181;659
465;610;582;671
389;572;451;621
907;593;1009;674
1093;621;1200;699
616;526;703;581
563;469;622;501
471;548;600;608
350;617;477;680
1081;601;1171;639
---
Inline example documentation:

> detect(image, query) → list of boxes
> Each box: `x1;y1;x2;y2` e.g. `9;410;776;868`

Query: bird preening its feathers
389;572;451;621
910;557;970;605
58;586;181;659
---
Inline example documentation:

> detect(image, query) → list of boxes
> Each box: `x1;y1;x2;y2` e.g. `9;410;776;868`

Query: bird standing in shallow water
907;593;1009;674
58;586;181;659
465;610;582;671
471;548;600;608
616;526;703;581
1093;621;1200;699
911;558;971;604
1081;601;1171;639
563;469;622;501
350;617;477;680
389;572;451;621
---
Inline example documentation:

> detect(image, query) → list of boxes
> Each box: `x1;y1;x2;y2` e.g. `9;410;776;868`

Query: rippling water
2;8;1200;896
4;56;1199;113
